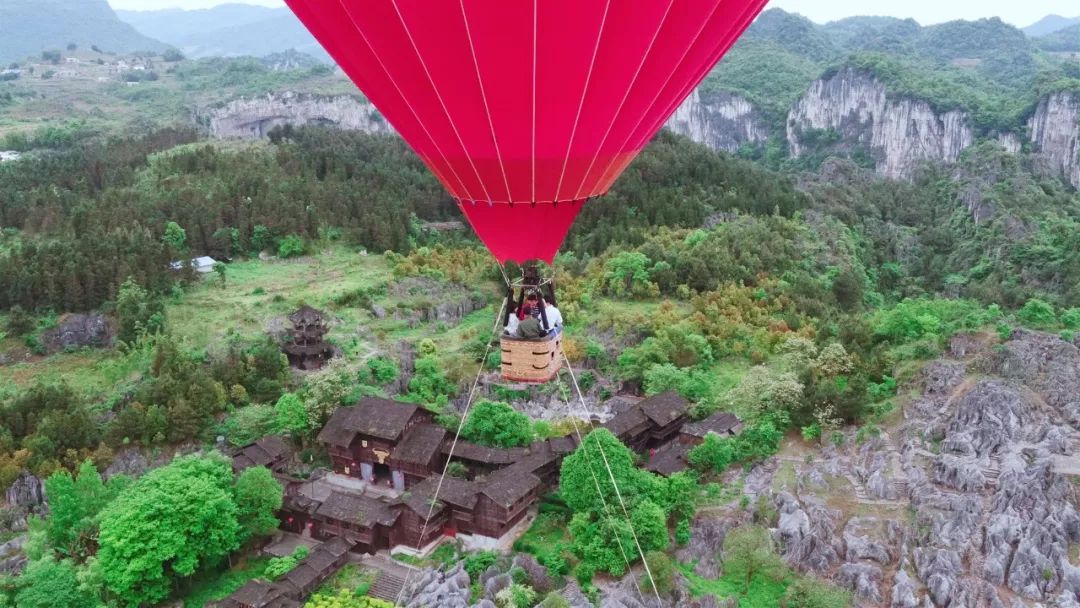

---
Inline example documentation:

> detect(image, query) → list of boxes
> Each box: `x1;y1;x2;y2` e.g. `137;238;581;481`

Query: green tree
629;499;669;553
213;262;227;288
601;252;656;297
1018;298;1057;328
115;278;165;343
163;221;187;253
642;550;675;597
278;234;306;258
460;401;535;448
721;526;786;594
559;429;655;515
275;393;309;438
40;461;117;559
97;454;242;606
5;305;34;336
234;466;284;541
13;556;95;608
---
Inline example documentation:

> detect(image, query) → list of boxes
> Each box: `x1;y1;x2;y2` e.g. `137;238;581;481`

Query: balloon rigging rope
591;0;724;189
460;0;514;204
572;0;676;201
562;354;664;605
332;0;473;201
390;0;492;204
554;369;644;601
394;296;507;607
332;0;473;200
554;0;611;203
531;0;538;205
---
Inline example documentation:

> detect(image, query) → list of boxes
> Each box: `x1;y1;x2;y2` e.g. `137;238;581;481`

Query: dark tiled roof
232;435;292;471
289;305;325;326
391;424;447;466
644;441;692;476
319;536;356;558
638;391;691;427
682;412;742;439
399;476;480;516
222;580;282;606
480;465;541;508
317;407;362;448
317;398;421;446
445;440;528;465
281;563;319;592
315;491;399;528
547;436;578;455
602;406;649;439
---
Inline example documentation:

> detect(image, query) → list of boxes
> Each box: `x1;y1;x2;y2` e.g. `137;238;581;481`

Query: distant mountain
1035;23;1080;52
117;4;329;62
0;0;167;63
1023;14;1080;37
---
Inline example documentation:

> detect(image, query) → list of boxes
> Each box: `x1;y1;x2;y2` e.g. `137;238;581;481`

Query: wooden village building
602;390;691;452
213;537;355;608
270;391;737;563
645;410;744;476
232;435;293;474
317;397;433;491
282;306;335;370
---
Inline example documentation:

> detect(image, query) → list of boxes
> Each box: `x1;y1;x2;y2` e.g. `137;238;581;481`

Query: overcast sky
107;0;1078;28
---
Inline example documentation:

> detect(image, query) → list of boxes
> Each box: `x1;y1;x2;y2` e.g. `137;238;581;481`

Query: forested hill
0;0;167;63
662;8;1080;187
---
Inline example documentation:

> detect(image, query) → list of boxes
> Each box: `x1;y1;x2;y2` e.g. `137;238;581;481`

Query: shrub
1018;298;1057;328
278;234;307;258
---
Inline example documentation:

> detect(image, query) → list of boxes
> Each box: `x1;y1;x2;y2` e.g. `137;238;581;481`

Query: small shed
170;256;218;273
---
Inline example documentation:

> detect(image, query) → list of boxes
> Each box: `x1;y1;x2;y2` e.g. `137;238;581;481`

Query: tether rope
562;354;663;604
394;296;506;607
554;369;644;601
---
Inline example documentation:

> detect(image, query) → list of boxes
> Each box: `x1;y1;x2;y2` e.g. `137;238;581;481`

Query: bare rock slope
706;329;1080;607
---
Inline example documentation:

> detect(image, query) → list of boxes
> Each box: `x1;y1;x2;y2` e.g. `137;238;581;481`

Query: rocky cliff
1028;91;1080;188
787;68;974;179
202;91;394;139
677;329;1080;607
665;89;770;153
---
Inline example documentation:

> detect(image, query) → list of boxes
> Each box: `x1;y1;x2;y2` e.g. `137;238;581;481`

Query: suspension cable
394;297;507;607
554;370;644;601
562;354;663;604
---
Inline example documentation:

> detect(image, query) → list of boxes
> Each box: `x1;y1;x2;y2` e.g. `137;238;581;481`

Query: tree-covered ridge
704;8;1080;136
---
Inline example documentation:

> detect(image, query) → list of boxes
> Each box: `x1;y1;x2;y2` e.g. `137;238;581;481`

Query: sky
106;0;1078;28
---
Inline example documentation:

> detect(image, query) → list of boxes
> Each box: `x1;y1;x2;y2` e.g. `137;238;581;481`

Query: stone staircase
369;570;407;603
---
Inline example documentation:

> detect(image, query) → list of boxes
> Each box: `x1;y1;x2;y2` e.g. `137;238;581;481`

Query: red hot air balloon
285;0;768;265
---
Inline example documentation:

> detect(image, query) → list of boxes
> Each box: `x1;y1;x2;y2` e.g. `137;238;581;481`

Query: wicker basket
500;333;564;383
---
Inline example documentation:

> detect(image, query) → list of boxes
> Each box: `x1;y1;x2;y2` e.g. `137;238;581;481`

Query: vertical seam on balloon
460;0;514;204
332;0;474;201
592;0;726;191
571;0;677;201
609;0;767;183
531;0;537;205
553;0;611;204
390;0;492;204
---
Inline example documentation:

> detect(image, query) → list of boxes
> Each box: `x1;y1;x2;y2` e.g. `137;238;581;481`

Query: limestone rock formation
402;564;472;608
665;89;770;153
787;68;974;179
1028;91;1080;188
41;313;113;353
203;91;394;139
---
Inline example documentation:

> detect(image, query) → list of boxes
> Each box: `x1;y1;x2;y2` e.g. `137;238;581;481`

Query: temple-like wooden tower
282;305;334;370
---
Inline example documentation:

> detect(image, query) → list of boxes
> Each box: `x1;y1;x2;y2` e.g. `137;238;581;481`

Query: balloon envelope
286;0;767;263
